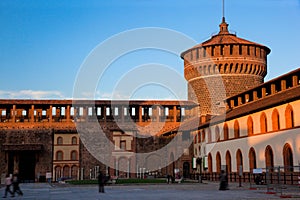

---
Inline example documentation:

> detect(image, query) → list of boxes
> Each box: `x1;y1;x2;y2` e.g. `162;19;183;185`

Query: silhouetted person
2;174;13;198
12;173;23;197
98;171;105;193
219;170;228;190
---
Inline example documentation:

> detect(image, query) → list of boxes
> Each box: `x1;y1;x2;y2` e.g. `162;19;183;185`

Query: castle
0;16;299;184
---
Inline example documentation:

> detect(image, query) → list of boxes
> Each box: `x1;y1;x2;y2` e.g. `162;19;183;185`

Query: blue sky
0;0;300;99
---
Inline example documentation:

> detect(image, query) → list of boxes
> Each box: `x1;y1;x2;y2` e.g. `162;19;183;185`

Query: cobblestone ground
1;182;299;200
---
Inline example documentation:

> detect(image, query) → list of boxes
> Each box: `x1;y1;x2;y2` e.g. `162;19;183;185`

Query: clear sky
0;0;300;100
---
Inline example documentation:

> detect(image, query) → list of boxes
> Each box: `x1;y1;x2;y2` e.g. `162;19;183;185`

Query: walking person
2;174;13;198
98;171;105;193
12;173;23;197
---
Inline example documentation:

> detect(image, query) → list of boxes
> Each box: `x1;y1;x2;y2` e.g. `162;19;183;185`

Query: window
234;120;240;138
57;137;63;145
272;109;280;131
71;151;77;160
223;123;229;140
56;151;63;161
72;137;77;145
120;140;126;150
285;105;294;128
260;112;268;133
247;116;254;136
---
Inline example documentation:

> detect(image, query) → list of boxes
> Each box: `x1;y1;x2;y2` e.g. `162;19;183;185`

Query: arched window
56;151;63;161
260;112;268;133
216;152;221;173
223;123;229;140
71;151;77;160
57;137;63;145
236;149;243;174
215;126;220;142
208;153;212;173
285;105;294;129
207;128;212;143
272;109;280;131
247;116;254;136
248;148;257;172
72;136;77;145
234;120;240;138
226;151;232;173
283;143;293;172
265;145;274;172
202;130;205;142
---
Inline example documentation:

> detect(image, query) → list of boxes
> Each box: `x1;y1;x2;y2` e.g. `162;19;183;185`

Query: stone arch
234;120;240;138
285;104;294;128
247;116;254;136
223;123;229;140
226;151;232;173
236;149;243;174
248;147;257;172
260;112;268;133
208;153;212;173
208;65;212;74
219;64;224;74
265;145;274;172
283;143;293;172
272;109;280;131
224;63;229;73
216;152;221;173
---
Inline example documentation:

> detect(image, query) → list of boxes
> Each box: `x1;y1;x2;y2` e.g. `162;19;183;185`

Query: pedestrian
98;171;105;193
219;170;228;190
12;173;23;197
2;174;13;198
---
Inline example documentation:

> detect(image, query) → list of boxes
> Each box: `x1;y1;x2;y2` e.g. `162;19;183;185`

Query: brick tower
181;17;271;116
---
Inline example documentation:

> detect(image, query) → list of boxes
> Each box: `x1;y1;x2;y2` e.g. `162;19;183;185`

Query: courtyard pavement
1;181;299;200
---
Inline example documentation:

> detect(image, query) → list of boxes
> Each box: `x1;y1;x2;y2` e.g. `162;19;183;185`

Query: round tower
181;18;271;116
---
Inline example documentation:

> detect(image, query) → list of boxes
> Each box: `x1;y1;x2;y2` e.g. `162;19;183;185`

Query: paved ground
1;181;299;200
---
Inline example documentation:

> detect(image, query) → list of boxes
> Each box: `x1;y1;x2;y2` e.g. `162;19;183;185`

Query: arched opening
285;105;294;129
57;136;63;145
56;151;63;161
248;148;257;172
226;151;232;173
283;143;293;172
63;165;70;178
223;123;229;140
265;145;274;172
234;120;240;138
216;152;221;173
72;136;77;145
71;165;78;180
260;112;268;133
215;126;220;142
272;109;280;131
208;153;212;173
236;149;243;174
70;151;77;161
247;116;254;136
54;166;62;181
